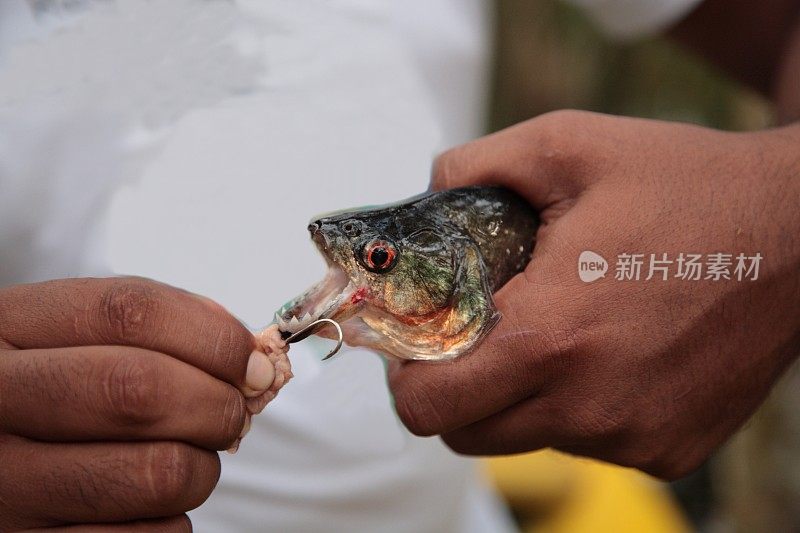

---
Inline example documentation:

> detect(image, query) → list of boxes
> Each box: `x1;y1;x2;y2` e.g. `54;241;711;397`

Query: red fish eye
370;247;390;267
364;240;397;272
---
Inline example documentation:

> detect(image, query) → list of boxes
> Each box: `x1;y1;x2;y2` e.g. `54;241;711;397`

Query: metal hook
283;318;344;361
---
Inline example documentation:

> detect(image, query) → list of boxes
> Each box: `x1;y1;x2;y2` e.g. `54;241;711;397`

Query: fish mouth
274;265;362;341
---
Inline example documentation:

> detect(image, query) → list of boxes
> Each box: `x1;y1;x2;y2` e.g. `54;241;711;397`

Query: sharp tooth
301;312;312;323
289;316;300;329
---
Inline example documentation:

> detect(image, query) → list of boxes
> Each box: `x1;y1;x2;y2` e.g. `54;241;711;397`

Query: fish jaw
353;303;500;360
304;306;501;360
275;265;366;336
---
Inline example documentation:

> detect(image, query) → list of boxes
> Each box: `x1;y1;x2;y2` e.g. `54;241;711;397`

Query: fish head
275;199;499;360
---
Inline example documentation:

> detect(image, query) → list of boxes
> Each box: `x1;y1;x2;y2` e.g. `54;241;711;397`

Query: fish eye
359;239;398;273
370;247;390;267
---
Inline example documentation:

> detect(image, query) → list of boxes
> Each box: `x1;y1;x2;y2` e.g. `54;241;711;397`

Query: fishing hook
283;318;344;360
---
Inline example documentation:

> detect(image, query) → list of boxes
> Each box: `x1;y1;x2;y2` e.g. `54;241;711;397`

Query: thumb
430;110;611;211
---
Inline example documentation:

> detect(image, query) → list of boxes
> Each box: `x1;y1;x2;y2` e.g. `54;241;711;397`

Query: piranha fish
275;186;539;360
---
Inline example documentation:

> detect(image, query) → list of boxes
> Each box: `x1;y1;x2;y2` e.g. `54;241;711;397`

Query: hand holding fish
0;278;283;531
388;111;800;480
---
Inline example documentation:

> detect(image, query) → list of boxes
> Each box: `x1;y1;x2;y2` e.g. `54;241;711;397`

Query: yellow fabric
486;450;691;533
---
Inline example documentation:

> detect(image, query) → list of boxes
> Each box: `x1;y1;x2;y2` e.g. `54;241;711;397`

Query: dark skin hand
389;4;800;480
0;278;276;531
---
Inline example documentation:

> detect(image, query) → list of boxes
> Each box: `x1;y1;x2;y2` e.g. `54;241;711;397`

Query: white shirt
0;1;513;532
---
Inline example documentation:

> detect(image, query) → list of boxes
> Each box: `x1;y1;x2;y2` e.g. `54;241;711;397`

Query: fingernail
244;350;275;397
226;439;241;454
240;414;252;439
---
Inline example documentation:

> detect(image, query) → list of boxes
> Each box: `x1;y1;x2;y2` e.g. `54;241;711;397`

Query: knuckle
217;387;247;448
103;354;164;426
141;443;203;507
207;320;252;381
392;375;448;437
100;279;161;344
530;110;595;179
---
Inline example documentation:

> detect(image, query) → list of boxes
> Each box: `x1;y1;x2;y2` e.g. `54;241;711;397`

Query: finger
439;394;586;456
0;346;246;450
0;437;218;529
39;515;192;532
438;393;651;476
0;277;263;391
430;110;616;210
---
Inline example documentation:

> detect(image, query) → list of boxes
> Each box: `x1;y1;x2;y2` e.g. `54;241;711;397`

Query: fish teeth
276;303;330;334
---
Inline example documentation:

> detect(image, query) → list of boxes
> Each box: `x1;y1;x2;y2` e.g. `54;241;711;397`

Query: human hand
0;277;278;531
388;111;800;479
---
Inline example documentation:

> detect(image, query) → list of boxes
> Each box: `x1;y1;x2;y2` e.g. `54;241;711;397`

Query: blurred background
489;0;771;131
482;1;798;532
